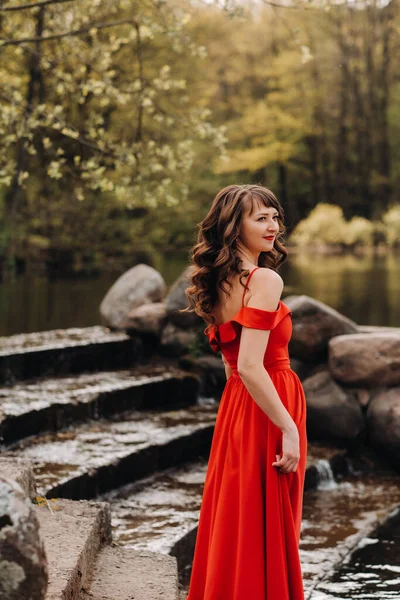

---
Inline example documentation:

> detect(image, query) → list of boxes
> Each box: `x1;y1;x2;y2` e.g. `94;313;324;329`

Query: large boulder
165;266;202;329
284;295;358;363
0;477;48;600
100;264;166;329
302;370;364;442
121;302;168;337
367;387;400;467
329;332;400;387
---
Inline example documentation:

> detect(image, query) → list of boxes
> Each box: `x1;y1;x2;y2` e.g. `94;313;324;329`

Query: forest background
1;0;399;278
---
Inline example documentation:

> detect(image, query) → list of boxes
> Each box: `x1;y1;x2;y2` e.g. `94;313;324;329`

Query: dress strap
241;267;260;307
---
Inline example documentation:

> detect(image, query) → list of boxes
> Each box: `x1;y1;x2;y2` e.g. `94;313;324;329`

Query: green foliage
290;204;347;247
291;203;399;249
345;217;375;247
382;206;400;248
0;0;226;272
1;0;400;274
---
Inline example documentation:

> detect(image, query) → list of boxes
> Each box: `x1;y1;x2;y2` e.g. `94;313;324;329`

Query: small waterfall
315;459;337;491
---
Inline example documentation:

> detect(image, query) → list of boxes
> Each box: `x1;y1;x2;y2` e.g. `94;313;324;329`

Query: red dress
186;267;307;600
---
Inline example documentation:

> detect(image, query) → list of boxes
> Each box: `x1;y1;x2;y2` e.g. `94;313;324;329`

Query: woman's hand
272;425;300;474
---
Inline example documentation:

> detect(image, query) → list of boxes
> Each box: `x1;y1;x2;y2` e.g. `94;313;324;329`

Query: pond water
1;250;399;336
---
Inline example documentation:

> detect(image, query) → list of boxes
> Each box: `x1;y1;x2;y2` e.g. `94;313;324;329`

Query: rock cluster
283;296;400;466
100;264;400;470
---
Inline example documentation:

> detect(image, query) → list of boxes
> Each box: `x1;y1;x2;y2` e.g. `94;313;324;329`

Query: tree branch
0;0;73;12
0;17;135;46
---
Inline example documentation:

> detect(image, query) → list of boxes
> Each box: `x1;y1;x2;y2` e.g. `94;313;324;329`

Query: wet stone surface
0;326;130;355
101;461;208;555
0;368;178;417
3;404;218;494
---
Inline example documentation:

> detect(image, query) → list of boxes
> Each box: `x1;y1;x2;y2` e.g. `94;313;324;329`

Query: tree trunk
3;7;45;279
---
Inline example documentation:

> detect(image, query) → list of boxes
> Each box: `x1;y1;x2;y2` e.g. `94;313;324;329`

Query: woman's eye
258;217;266;221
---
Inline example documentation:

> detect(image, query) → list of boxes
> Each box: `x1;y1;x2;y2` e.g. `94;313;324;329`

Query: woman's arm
237;268;300;474
221;353;233;380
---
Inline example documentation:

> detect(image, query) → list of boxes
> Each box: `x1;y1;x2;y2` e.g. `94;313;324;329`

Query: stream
100;453;400;598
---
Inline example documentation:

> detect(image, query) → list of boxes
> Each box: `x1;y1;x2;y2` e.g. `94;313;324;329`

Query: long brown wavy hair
183;184;288;324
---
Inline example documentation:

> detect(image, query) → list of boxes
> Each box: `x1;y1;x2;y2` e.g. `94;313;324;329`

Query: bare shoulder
246;267;283;310
252;267;283;288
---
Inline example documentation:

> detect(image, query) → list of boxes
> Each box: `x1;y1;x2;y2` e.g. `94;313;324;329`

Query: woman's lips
263;236;275;240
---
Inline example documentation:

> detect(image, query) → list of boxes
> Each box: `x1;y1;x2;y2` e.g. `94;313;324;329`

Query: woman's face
238;201;280;255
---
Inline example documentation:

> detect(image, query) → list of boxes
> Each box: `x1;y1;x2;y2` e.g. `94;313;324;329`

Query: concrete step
0;367;199;446
4;403;218;500
0;325;142;384
34;498;111;600
80;545;179;600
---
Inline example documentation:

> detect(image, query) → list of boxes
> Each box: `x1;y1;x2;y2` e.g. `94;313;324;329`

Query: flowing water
311;507;400;599
302;471;400;599
99;452;400;599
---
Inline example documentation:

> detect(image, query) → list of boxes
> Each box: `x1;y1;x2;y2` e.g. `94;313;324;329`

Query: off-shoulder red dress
186;267;307;600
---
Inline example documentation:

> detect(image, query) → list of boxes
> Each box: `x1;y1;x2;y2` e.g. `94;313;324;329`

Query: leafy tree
0;0;225;273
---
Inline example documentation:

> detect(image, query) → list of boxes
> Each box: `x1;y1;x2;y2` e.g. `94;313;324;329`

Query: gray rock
100;264;166;329
284;295;358;362
160;323;197;357
329;332;400;387
302;370;364;442
165;266;202;329
0;459;37;500
367;387;400;468
122;302;168;336
0;477;48;600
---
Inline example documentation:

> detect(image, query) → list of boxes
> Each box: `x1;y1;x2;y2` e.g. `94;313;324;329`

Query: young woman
183;184;308;600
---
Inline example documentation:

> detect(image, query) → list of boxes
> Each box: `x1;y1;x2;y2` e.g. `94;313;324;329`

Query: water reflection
282;251;400;328
0;250;399;336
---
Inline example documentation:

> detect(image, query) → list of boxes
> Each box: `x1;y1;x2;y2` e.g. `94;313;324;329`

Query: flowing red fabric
186;268;307;600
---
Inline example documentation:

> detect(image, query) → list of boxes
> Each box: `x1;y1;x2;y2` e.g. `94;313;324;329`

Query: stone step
34;498;111;600
0;367;199;446
0;325;142;384
4;403;218;500
80;545;179;600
